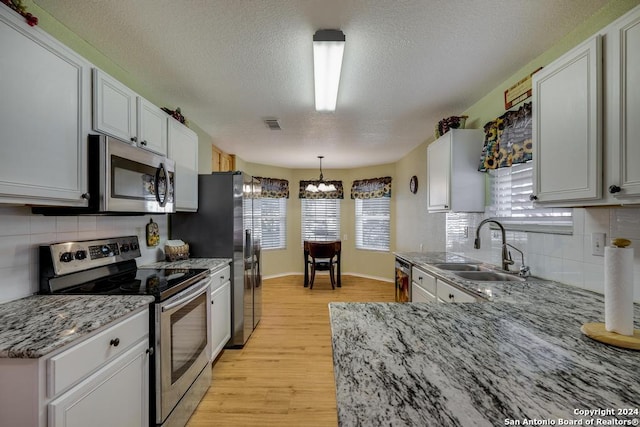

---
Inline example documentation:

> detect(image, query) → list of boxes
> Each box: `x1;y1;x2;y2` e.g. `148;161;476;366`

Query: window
260;198;287;250
355;198;390;251
488;161;572;233
301;199;340;242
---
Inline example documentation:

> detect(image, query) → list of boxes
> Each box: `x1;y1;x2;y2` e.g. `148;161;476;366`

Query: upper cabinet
168;117;199;211
93;69;167;155
604;8;640;201
532;5;640;207
531;36;602;204
0;7;91;207
427;129;485;213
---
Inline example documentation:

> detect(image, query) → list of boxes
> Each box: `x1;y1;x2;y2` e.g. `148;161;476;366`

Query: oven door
102;135;176;213
156;277;212;424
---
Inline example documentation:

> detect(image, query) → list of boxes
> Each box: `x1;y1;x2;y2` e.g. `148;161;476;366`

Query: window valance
478;102;532;171
255;177;289;198
350;177;392;199
299;181;344;199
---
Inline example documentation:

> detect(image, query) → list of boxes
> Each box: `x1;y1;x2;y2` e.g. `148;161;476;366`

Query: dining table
303;240;341;287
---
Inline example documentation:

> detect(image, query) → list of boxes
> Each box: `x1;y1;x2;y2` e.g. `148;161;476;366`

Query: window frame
301;198;341;244
260;197;287;250
355;197;391;251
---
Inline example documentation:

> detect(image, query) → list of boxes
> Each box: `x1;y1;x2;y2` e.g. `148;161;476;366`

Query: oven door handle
161;278;211;312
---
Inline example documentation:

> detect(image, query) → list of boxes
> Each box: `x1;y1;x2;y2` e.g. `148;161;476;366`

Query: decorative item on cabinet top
434;115;467;139
1;0;38;26
162;106;188;126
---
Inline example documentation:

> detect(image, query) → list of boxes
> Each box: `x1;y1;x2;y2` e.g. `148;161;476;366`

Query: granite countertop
330;252;640;426
143;257;231;272
0;295;154;359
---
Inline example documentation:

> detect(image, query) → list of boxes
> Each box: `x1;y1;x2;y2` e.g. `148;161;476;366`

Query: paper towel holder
581;323;640;350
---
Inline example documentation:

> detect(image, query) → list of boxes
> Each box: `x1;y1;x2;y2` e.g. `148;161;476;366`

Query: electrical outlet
343;234;348;241
592;232;606;256
464;226;469;238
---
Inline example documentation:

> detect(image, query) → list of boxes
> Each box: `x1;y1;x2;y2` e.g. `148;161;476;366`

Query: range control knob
60;252;74;263
100;245;112;257
130;242;139;250
74;250;87;260
121;243;130;252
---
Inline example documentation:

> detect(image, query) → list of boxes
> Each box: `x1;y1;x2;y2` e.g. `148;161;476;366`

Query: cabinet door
0;9;89;206
168;118;199;211
49;340;149;427
607;9;640;199
436;280;476;303
411;282;436;302
137;97;168;155
93;69;137;143
211;281;231;361
427;133;451;211
532;36;602;203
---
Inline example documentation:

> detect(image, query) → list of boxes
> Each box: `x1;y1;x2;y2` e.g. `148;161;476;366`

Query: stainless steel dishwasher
394;257;412;302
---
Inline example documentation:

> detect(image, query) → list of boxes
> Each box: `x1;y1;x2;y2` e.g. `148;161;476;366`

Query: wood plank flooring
187;274;395;426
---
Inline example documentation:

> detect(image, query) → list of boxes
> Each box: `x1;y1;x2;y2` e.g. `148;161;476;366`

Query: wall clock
409;176;418;194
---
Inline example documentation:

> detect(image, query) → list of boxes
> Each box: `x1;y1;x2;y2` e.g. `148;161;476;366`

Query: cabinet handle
110;338;120;347
81;192;90;200
140;140;147;146
146;347;154;356
449;293;454;300
609;185;621;194
529;194;538;201
444;205;449;209
220;275;225;280
130;136;138;143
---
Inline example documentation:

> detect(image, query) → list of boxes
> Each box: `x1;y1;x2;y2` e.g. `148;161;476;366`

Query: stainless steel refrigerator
170;171;262;347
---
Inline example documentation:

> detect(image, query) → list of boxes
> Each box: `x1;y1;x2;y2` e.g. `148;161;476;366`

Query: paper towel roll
604;246;634;336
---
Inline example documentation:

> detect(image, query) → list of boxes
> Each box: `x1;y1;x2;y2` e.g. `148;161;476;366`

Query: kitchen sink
453;271;526;282
431;263;491;272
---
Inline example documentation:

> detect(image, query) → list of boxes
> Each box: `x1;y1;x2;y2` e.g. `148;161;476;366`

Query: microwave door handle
155;163;168;207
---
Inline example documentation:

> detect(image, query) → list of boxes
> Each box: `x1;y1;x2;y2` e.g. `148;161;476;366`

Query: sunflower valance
351;177;392;199
299;181;344;199
255;177;289;198
478;102;532;171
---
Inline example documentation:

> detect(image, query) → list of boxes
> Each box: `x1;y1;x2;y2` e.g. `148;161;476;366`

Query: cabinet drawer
210;265;231;292
411;282;436;303
437;280;477;303
47;308;148;397
411;267;436;295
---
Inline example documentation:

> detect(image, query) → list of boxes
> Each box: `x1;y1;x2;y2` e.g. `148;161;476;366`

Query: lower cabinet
210;265;232;362
0;308;150;427
411;266;477;303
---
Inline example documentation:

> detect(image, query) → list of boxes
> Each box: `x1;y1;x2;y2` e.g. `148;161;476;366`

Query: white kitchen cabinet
93;69;167;155
427;129;485;213
604;7;640;201
436;280;477;303
411;266;437;303
531;35;602;204
210;264;231;362
0;308;149;427
137;97;168;155
0;7;91;206
168;117;199;211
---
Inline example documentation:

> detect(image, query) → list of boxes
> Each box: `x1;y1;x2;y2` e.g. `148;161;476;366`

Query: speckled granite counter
0;295;154;358
330;252;640;426
143;257;231;273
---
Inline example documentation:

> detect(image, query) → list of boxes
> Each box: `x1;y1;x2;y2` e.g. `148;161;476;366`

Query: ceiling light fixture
313;29;345;112
306;156;336;192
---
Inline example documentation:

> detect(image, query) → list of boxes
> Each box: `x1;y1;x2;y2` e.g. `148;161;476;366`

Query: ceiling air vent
264;118;281;130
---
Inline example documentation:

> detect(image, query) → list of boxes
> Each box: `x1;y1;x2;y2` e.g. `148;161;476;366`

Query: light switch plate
592;232;605;256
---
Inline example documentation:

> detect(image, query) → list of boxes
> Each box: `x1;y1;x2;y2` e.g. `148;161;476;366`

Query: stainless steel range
39;236;212;427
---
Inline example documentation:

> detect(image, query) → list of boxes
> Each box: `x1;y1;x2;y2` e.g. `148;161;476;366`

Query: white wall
442;207;640;302
0;206;167;303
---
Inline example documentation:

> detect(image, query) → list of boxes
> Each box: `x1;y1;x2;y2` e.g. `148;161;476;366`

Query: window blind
355;198;390;251
260;198;287;250
488;161;572;232
301;199;340;243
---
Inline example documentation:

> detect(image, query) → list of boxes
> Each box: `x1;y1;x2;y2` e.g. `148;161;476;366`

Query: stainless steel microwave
33;134;175;215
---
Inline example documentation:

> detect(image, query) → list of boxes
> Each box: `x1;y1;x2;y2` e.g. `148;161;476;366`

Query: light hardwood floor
187;274;395;426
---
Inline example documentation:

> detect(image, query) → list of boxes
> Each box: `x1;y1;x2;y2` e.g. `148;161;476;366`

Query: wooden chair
307;242;339;289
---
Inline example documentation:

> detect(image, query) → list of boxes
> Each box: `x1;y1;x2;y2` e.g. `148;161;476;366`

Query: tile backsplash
445;207;640;302
0;206;168;303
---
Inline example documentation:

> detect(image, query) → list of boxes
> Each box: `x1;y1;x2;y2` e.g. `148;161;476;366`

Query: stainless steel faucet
474;219;514;271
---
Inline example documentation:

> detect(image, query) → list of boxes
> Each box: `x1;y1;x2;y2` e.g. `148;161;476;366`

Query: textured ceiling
34;0;608;169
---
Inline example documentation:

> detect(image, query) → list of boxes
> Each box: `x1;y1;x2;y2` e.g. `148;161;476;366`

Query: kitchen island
329;252;640;426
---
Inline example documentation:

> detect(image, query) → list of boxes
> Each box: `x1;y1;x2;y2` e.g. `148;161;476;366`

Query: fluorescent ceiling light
313;30;345;112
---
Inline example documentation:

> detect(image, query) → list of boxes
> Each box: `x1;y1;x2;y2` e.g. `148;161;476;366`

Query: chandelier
306;156;336;192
